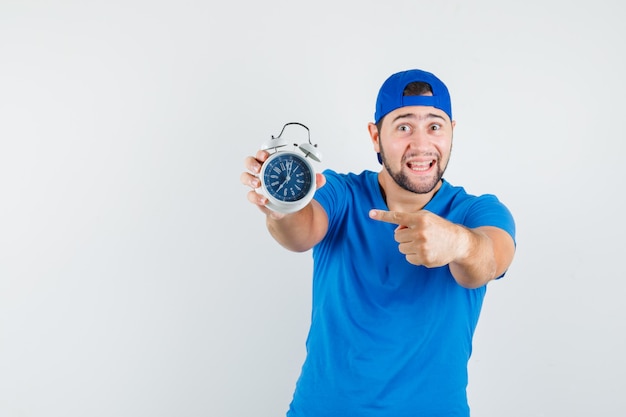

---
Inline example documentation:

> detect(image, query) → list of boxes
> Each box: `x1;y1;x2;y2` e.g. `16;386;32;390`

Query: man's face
375;105;455;194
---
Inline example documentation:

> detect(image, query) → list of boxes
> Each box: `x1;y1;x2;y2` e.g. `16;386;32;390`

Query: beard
379;144;450;195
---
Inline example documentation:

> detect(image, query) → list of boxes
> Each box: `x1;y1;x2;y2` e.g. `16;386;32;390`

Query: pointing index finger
369;209;410;226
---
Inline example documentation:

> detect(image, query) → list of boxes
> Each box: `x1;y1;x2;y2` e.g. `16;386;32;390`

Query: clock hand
275;174;291;193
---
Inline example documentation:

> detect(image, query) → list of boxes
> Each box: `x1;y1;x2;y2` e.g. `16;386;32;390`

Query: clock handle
272;122;311;145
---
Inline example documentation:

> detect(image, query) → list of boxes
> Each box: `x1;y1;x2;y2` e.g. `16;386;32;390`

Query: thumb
315;173;326;190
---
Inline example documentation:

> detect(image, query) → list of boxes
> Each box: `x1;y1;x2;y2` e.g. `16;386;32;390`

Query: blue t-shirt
286;169;516;417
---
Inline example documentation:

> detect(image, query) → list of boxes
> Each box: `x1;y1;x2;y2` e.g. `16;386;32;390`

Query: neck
378;171;442;212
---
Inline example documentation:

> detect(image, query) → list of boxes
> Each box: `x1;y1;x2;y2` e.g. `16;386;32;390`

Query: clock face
262;152;314;203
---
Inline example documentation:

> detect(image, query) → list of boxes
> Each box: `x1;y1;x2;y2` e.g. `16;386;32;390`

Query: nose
407;130;431;151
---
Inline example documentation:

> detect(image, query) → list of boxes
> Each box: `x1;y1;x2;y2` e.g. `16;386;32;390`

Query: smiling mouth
407;160;436;172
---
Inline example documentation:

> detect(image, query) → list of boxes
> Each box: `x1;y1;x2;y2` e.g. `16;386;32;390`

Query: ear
367;122;380;153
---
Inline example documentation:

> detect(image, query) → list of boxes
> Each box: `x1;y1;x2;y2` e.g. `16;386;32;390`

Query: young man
241;69;516;417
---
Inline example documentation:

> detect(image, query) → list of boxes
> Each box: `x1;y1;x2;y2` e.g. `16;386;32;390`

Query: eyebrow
392;112;446;123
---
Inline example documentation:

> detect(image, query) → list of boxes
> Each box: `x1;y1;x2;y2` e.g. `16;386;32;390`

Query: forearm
449;224;516;288
449;227;498;289
266;201;326;252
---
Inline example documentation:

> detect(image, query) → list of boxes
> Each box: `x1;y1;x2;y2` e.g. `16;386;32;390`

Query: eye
430;124;441;131
398;124;411;133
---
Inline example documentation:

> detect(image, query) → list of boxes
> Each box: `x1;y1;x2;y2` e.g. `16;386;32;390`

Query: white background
1;1;624;416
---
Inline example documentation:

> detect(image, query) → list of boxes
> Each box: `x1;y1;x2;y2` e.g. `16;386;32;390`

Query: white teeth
408;161;433;171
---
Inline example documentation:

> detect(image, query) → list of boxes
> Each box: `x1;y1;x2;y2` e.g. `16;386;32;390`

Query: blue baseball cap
374;69;452;124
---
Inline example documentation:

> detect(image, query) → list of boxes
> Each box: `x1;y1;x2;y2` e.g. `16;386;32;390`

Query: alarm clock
258;122;322;214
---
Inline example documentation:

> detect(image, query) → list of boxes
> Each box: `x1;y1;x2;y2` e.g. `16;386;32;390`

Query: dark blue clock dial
263;153;314;202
